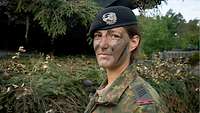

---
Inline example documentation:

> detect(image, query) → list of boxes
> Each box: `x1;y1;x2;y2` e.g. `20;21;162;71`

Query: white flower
6;87;11;92
12;56;18;59
18;46;26;52
42;64;48;69
46;109;53;113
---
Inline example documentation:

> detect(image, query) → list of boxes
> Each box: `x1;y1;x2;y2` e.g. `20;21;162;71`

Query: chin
97;61;112;68
98;62;109;67
99;62;119;70
97;57;115;68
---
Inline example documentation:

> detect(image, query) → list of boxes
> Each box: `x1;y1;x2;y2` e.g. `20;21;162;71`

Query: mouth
97;53;112;56
97;53;112;58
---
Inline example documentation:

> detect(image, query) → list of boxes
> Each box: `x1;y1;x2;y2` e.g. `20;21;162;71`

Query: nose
99;35;109;49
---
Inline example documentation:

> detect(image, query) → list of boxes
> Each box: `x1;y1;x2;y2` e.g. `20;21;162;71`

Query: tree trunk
25;15;29;44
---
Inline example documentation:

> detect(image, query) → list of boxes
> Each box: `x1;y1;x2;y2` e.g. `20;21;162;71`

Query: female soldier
84;6;167;113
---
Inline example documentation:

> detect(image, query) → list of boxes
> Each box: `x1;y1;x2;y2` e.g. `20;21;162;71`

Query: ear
129;35;140;52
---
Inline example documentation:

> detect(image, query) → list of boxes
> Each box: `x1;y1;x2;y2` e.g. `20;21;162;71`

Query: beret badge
102;12;117;25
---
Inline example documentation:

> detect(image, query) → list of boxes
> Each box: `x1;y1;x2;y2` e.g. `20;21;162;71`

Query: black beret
88;6;137;37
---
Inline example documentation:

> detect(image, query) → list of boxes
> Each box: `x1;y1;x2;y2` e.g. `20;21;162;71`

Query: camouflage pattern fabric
84;65;167;113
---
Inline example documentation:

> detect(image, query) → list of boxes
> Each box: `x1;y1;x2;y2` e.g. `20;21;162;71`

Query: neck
106;59;130;85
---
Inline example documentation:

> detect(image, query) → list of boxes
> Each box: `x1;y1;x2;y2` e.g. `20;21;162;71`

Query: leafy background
0;52;199;113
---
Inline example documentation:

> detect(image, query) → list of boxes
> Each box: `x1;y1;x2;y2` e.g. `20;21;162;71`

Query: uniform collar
95;65;138;105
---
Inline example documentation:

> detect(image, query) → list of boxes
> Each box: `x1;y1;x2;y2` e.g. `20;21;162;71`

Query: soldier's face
93;27;131;69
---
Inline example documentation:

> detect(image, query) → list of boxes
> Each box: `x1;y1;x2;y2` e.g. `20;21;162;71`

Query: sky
133;0;200;22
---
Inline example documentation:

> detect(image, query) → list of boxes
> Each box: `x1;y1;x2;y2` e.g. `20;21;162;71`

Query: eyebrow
94;30;102;34
107;29;122;34
94;29;123;35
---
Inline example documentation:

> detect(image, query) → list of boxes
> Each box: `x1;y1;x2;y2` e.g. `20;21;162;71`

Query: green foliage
187;53;200;66
139;16;176;55
0;54;199;113
136;59;199;113
0;55;103;113
163;9;186;36
135;0;167;9
139;9;200;56
14;0;100;38
1;0;167;40
179;19;200;49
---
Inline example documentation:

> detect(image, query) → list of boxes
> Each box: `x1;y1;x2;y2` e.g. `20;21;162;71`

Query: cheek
110;40;119;47
93;40;99;52
111;40;128;53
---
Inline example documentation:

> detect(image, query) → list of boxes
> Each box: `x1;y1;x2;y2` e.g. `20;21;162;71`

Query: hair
124;24;141;64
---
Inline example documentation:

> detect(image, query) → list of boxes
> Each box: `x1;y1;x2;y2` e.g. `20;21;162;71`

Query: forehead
94;27;126;34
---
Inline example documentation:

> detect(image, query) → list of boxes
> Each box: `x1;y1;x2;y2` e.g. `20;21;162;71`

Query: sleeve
133;103;165;113
131;77;167;113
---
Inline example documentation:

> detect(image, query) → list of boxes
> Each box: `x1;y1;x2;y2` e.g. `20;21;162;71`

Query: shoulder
128;76;167;113
129;76;160;98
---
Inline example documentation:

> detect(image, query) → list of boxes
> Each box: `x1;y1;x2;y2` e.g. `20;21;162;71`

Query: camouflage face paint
93;27;131;70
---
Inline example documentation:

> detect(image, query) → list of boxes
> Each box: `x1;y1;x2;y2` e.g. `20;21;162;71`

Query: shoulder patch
136;98;154;105
135;85;147;98
133;84;154;105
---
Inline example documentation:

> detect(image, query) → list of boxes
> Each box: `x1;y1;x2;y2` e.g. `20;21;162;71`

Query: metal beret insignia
102;12;117;25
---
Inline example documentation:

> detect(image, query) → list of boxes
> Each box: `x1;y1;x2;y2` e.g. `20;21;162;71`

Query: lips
97;53;112;56
97;53;112;59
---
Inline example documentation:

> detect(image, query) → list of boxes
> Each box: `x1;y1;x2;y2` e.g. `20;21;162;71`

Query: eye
111;33;121;39
94;33;102;40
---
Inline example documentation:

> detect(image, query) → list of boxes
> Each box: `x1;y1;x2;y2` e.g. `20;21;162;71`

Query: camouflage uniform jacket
84;65;167;113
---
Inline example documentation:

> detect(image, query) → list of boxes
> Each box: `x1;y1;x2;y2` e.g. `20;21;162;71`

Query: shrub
0;55;102;113
187;53;200;66
136;59;199;113
0;55;199;113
